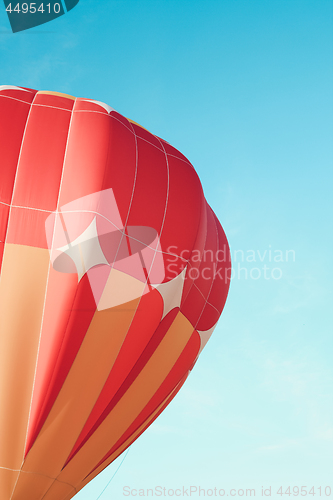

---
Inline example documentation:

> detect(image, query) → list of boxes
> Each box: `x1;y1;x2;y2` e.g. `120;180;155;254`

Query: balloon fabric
0;86;231;500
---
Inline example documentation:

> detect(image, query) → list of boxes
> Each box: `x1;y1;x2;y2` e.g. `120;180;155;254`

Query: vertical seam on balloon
103;116;139;279
50;113;142;485
96;117;139;303
92;116;141;373
23;97;76;432
6;92;38;500
151;134;171;299
131;133;171;290
17;97;77;490
155;136;170;243
194;208;220;330
27;99;79;500
57;110;137;469
98;115;138;275
177;173;206;307
125;132;170;336
180;193;208;308
194;212;218;329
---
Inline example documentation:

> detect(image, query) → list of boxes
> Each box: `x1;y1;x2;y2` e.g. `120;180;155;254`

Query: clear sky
1;1;332;498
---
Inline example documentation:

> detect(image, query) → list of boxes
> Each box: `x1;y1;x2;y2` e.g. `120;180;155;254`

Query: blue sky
1;0;332;498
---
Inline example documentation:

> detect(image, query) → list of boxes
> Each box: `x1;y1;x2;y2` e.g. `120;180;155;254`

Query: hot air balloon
0;85;231;500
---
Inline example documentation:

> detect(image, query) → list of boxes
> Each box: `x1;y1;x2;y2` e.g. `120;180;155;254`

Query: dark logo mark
3;0;79;33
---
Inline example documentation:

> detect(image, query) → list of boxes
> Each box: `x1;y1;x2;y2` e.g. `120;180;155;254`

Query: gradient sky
1;1;332;498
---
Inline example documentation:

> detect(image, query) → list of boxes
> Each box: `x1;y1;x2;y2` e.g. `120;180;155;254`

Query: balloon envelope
0;86;231;500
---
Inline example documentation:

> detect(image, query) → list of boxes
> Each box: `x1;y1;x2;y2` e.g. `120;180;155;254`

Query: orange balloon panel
0;85;231;500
